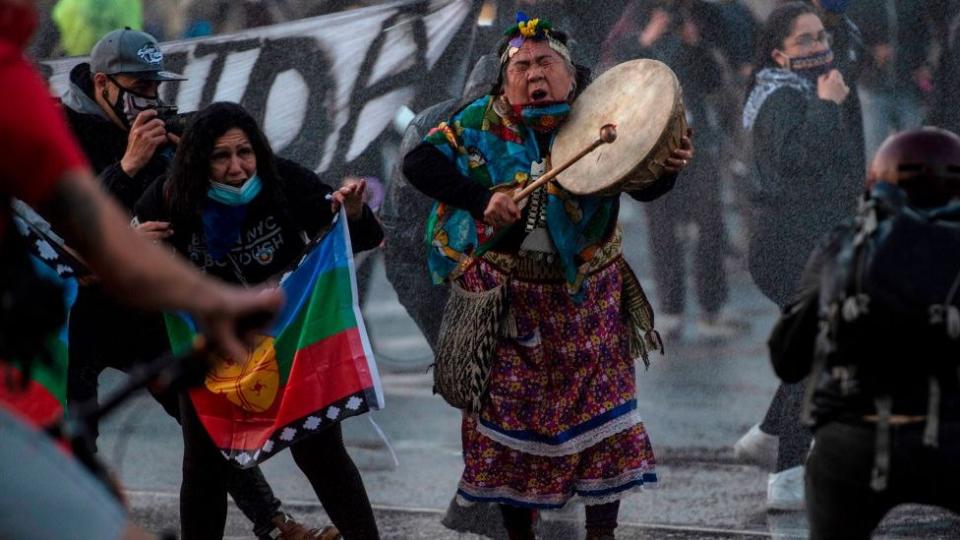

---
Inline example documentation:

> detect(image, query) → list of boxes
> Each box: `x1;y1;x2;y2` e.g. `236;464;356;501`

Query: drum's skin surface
554;59;687;196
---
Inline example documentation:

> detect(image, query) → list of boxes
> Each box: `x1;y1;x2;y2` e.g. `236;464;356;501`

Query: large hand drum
553;59;688;197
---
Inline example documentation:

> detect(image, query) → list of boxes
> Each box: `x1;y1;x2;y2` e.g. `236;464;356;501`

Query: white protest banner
44;0;474;174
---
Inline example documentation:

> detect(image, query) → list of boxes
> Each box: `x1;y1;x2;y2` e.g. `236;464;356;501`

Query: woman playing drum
403;13;693;540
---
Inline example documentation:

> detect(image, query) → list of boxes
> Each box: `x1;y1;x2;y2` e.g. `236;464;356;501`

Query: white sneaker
766;466;806;512
696;311;749;339
734;424;778;471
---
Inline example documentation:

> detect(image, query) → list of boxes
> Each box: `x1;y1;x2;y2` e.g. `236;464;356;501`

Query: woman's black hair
745;2;818;97
166;101;282;223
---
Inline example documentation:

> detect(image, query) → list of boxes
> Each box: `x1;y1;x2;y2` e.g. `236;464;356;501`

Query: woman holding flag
133;102;383;540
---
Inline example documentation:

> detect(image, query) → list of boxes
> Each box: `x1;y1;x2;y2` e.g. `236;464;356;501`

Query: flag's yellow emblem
205;336;280;413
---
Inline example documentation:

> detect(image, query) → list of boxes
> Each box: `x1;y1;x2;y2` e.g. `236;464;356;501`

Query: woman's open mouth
530;89;548;102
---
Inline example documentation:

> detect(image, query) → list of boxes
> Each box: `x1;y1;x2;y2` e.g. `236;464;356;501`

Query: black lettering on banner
160;51;190;103
193;39;262;109
329;3;431;173
240;37;336;171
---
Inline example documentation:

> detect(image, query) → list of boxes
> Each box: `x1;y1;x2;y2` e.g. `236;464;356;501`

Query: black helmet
867;127;960;208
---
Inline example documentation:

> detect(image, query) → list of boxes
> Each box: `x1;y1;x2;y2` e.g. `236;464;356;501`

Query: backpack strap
930;266;960;339
924;376;941;448
870;395;893;492
802;303;838;426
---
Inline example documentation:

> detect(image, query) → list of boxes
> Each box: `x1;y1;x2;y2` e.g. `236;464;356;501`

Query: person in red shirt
0;2;283;538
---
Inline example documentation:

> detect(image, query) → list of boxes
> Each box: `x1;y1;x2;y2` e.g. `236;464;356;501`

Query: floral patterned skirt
455;257;658;509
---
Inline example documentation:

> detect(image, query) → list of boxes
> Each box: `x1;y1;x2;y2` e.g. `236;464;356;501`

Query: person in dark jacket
602;0;742;340
846;0;933;162
739;2;862;511
60;30;180;424
929;3;960;134
61;28;315;540
60;28;182;210
134;101;383;540
769;127;960;539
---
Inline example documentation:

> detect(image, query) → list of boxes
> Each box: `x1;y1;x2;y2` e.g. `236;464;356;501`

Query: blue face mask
207;174;263;206
514;101;572;133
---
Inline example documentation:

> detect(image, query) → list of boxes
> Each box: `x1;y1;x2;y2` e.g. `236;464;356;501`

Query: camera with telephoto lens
155;104;194;136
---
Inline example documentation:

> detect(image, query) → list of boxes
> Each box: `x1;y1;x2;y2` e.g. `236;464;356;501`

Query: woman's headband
500;12;571;66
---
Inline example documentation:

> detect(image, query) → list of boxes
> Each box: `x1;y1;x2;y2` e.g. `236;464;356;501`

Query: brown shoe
271;513;342;540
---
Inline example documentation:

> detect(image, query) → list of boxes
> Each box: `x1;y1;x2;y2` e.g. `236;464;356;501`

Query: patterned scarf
423;95;615;294
742;68;813;131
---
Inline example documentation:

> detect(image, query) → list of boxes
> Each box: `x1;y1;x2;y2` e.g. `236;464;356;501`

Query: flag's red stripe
191;328;372;452
0;365;63;427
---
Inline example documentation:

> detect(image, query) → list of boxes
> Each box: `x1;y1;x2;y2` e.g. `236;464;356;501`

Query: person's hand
196;286;285;361
664;128;694;173
135;220;173;242
483;192;521;228
120;109;167;177
872;44;894;68
331;178;366;221
640;9;672;48
166;131;181;147
914;65;934;93
817;69;850;104
680;19;700;46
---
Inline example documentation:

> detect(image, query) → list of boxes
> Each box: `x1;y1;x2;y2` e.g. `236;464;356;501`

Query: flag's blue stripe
268;216;349;334
29;255;77;342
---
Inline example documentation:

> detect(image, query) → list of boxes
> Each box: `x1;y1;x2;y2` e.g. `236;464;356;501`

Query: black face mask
786;48;835;83
101;76;161;129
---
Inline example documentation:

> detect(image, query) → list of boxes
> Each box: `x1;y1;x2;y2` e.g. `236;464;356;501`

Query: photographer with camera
59;28;183;450
61;28;183;210
58;28;323;540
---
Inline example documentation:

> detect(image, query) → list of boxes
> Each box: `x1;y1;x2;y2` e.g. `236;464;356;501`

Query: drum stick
512;124;618;203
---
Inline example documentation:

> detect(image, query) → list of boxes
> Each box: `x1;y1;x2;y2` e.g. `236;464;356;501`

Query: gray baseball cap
90;28;186;81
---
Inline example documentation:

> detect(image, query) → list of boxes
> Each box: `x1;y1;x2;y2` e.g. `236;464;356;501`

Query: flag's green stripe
274;266;357;384
14;337;69;406
164;313;197;356
161;266;357;387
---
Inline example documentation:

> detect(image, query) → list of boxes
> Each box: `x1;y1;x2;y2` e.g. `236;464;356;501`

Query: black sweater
134;158;382;286
747;87;861;308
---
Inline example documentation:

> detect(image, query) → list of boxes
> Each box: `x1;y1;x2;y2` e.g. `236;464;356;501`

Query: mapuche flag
165;210;384;467
0;204;81;427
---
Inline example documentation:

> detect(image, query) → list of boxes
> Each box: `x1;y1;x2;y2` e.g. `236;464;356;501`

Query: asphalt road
95;199;960;538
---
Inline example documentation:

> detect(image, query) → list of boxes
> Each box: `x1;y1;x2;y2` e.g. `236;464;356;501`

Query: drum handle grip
512;124;617;203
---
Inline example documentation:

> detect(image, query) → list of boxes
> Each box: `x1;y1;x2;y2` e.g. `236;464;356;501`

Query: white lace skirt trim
456;467;659;509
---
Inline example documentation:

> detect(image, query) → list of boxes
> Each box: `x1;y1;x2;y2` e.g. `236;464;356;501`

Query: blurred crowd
28;0;382;58
30;0;960;150
21;0;960;335
28;0;960;308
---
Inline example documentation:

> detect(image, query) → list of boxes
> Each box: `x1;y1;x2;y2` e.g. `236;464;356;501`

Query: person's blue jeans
858;87;925;164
